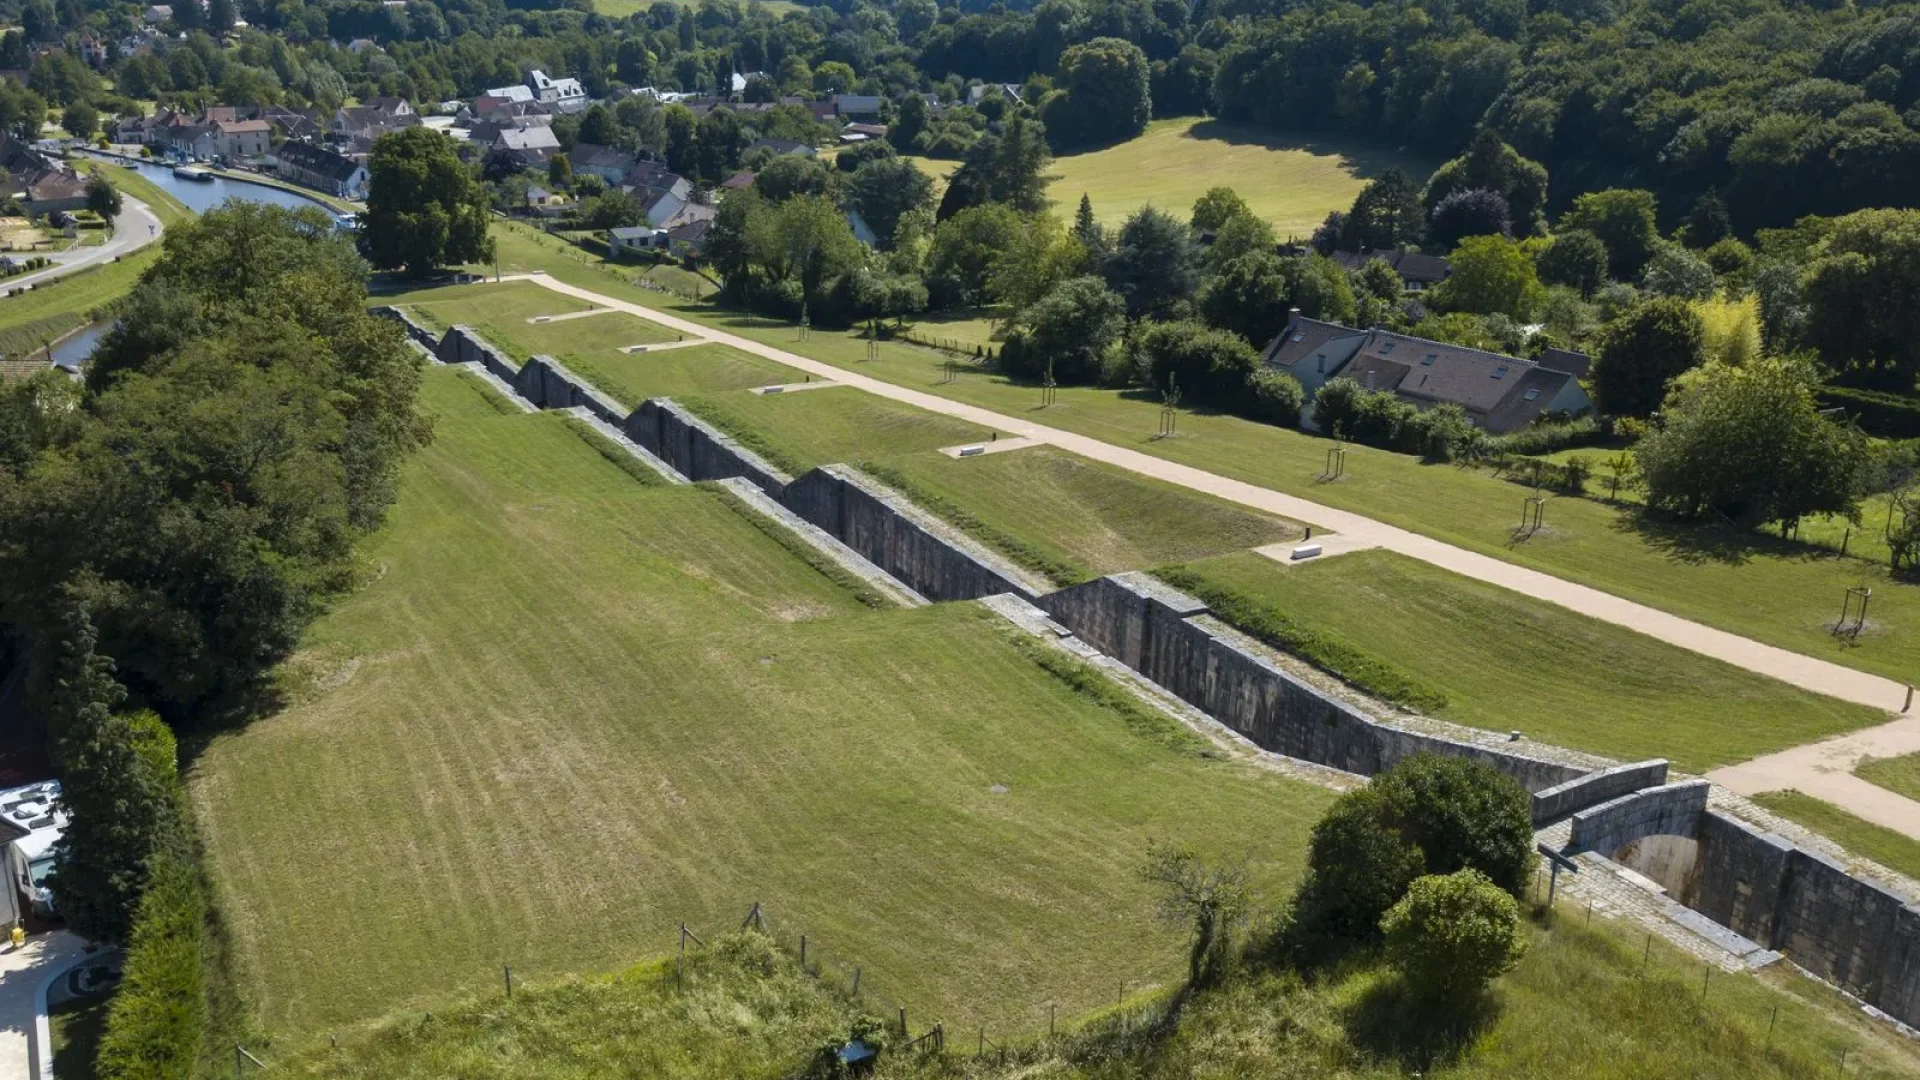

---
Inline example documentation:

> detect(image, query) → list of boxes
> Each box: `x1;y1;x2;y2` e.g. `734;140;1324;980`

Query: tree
363;127;493;278
1204;211;1276;271
1001;275;1125;384
1422;131;1548;236
1131;320;1260;405
937;115;1049;219
1042;37;1150;151
849;157;933;245
1190;186;1252;234
1636;357;1864;530
1561;188;1661;282
1139;841;1251;987
547;153;572;191
1432;235;1544;319
769;195;863;306
1198;251;1291;345
989;212;1086;312
1640;243;1716;300
1296;755;1534;938
60;100;96;139
1681;189;1731;249
889;92;928;153
84;175;120;221
1427;187;1510;248
1381;870;1528;999
1102;206;1196;319
927;203;1024;306
752;154;831;202
1535;229;1608;296
1799;208;1920;390
1591;298;1707;417
209;0;236;33
35;588;180;945
1072;193;1107;258
1340;168;1424;252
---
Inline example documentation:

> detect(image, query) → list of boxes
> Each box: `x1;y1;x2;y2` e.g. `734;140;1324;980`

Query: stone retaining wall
1531;760;1671;825
781;465;1041;602
371;305;440;350
1038;572;1590;792
1567;780;1710;853
516;354;626;424
436;324;517;384
625;398;792;494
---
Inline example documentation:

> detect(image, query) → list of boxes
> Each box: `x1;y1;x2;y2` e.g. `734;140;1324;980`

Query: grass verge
1855;752;1920;802
704;479;898;609
1751;790;1920;883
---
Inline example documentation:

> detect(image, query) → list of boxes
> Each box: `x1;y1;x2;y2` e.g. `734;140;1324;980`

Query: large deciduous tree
363;126;494;278
1561;188;1661;282
1422;131;1548;236
1591;297;1707;417
1042;37;1151;152
1102;206;1196;319
1799;208;1920;390
1339;168;1424;252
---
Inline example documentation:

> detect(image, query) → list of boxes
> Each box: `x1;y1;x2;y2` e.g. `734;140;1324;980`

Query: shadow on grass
1615;509;1859;569
1341;971;1502;1072
1181;120;1437;182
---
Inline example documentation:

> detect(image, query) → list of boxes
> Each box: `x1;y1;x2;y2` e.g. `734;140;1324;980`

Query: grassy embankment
1752;791;1920;883
479;221;1920;693
192;366;1334;1046
272;914;1920;1080
1159;550;1885;772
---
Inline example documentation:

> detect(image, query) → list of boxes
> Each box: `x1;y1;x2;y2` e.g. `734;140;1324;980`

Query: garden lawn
1040;119;1435;238
1752;791;1920;883
554;342;800;407
484;223;1920;690
191;365;1333;1042
1163;550;1885;771
1857;751;1920;802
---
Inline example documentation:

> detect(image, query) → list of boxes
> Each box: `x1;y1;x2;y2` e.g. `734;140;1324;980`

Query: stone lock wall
626;398;792;494
370;305;440;350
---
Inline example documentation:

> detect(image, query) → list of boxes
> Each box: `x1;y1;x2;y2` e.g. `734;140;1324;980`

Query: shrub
1818;384;1920;439
1486;415;1603;456
1244;368;1305;427
1295;755;1535;938
1311;380;1480;461
1560;455;1593;494
1381;869;1528;999
96;854;207;1080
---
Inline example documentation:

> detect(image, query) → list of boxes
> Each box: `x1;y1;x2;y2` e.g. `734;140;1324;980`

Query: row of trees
0;202;429;953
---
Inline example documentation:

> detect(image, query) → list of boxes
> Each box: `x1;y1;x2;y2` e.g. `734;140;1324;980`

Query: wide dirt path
517;273;1920;835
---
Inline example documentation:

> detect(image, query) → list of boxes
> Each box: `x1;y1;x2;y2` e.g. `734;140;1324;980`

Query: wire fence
890;326;999;361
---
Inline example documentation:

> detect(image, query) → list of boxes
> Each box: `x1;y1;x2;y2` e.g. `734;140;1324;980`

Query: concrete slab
1252;533;1380;566
0;929;86;1080
528;308;619;323
938;436;1037;459
619;339;706;354
750;380;842;395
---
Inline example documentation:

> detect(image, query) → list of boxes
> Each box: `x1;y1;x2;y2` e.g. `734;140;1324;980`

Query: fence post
852;966;861;995
898;1006;908;1037
800;934;807;970
504;964;512;999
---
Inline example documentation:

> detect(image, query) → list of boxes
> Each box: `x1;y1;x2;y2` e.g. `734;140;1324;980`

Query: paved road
0;930;83;1080
1;196;162;295
516;273;1920;834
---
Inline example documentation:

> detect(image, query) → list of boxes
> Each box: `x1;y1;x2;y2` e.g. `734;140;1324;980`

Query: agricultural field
681;386;1298;582
1162;550;1884;772
1042;119;1432;239
191;366;1334;1041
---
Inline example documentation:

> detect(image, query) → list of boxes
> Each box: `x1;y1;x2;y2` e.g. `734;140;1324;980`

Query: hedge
96;852;207;1080
1818;385;1920;439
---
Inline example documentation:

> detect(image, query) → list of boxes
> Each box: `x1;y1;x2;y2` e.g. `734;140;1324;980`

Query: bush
1485;415;1603;456
96;854;207;1080
1244;368;1305;427
1295;755;1535;938
1381;869;1528;999
1311;380;1482;461
1131;319;1257;403
1818;384;1920;439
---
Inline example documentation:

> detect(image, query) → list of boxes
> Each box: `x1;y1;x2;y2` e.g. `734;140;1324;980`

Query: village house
1261;311;1592;434
487;124;560;171
568;142;637;184
213;118;270;158
275;140;368;199
1328;248;1452;293
747;137;815;159
527;70;588;113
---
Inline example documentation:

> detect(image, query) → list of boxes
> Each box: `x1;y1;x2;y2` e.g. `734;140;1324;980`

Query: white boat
172;165;212;181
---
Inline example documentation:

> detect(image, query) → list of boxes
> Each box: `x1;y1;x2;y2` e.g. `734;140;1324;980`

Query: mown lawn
1042;119;1432;238
485;222;1920;691
682;387;1297;582
192;366;1333;1042
1856;752;1920;802
1162;550;1885;771
1752;791;1920;883
388;280;595;338
556;343;800;406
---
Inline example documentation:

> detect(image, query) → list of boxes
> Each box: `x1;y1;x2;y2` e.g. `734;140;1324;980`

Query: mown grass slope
1856;752;1920;803
1752;791;1920;883
193;367;1333;1042
1161;550;1884;771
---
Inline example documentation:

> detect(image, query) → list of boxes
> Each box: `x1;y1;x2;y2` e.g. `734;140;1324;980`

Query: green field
554;342;799;405
681;387;1298;582
1752;791;1920;883
1158;550;1883;771
192;367;1332;1041
1857;752;1920;802
392;280;596;336
1043;119;1430;240
283;916;1920;1080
